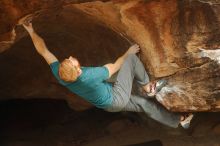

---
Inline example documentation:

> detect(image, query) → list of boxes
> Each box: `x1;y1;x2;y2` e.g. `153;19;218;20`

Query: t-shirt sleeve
49;61;69;86
93;66;109;81
50;61;60;80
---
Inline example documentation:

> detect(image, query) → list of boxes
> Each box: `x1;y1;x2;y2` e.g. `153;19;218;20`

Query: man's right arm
104;44;140;78
23;22;58;65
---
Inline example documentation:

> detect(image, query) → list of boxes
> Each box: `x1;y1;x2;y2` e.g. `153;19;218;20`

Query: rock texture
0;0;220;112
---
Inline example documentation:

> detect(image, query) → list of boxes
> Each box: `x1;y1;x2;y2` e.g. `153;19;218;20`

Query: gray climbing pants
105;54;181;128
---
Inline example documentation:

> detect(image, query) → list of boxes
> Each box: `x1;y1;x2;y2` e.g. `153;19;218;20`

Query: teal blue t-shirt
50;61;113;109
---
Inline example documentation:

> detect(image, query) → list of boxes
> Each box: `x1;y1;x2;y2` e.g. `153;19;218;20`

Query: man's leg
122;95;181;128
106;54;150;112
105;55;181;128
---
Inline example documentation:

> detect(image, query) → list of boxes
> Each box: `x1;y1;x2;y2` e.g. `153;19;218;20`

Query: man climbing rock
19;15;193;129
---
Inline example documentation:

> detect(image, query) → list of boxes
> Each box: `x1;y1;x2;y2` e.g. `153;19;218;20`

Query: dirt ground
0;99;220;146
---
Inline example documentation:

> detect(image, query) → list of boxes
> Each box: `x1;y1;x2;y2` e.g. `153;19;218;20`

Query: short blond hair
58;59;78;82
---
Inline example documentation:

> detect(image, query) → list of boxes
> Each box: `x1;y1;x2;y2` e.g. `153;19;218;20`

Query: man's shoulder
83;66;107;74
49;61;71;86
49;61;60;70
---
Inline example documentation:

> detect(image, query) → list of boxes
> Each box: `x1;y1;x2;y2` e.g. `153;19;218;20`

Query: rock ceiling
0;0;220;112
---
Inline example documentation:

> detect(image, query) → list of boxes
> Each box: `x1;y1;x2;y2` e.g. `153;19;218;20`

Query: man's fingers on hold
135;44;139;48
18;14;33;25
132;44;138;47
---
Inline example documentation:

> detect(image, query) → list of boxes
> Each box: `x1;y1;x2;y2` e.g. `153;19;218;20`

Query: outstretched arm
104;44;140;78
22;21;58;65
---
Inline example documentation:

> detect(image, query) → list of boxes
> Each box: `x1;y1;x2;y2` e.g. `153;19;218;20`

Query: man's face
68;56;82;76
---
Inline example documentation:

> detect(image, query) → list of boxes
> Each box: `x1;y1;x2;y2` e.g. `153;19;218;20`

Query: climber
19;15;193;129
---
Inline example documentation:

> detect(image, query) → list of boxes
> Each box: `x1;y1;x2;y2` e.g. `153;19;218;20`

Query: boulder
0;0;219;111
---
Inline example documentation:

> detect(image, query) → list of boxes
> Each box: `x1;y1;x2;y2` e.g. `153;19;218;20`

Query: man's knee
126;54;138;65
127;54;138;60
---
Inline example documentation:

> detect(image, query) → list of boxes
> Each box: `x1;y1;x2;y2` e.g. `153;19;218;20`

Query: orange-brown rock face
0;0;220;112
0;0;108;52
